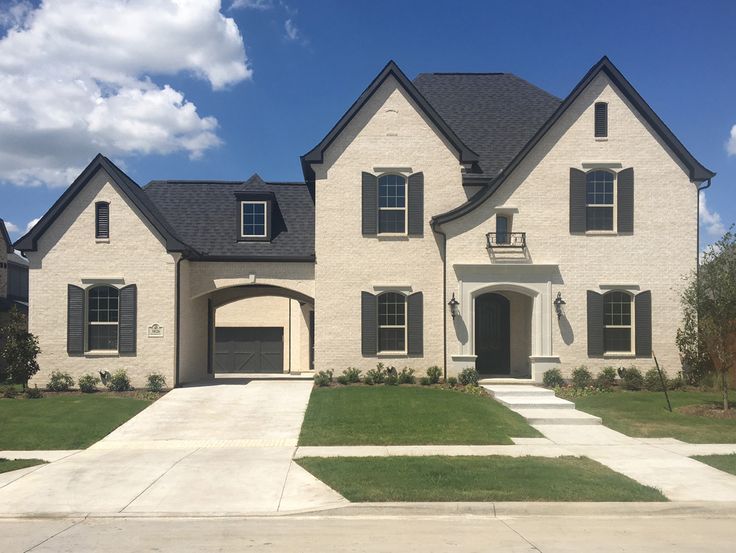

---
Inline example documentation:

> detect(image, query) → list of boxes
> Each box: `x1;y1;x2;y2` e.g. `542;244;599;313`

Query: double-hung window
586;171;615;231
378;292;406;353
87;285;119;351
603;291;633;353
378;174;406;234
241;201;267;238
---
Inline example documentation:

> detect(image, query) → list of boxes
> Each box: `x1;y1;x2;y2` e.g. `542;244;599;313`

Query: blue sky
0;0;733;248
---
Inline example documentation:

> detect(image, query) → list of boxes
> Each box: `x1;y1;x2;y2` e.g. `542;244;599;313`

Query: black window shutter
362;172;378;235
407;291;424;356
119;284;137;354
587;290;604;356
407;172;424;236
95;202;109;239
635;290;652;357
361;291;377;356
570;168;587;233
617;168;634;233
594;102;608;137
67;284;85;354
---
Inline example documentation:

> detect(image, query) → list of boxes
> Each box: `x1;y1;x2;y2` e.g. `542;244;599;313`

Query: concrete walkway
0;381;347;515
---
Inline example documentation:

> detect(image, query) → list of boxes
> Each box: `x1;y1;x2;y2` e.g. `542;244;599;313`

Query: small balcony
486;232;526;249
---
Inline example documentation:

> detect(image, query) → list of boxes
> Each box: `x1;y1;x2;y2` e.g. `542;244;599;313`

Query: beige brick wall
312;75;466;374
443;73;697;377
26;169;178;388
0;233;7;299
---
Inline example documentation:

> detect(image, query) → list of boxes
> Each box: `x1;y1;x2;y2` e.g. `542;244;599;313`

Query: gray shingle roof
413;73;561;178
144;175;315;260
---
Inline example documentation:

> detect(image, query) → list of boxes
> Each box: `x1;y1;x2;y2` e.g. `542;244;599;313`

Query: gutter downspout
696;178;712;273
431;221;448;382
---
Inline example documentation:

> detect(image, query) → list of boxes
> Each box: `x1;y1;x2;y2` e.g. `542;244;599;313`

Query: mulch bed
675;404;736;420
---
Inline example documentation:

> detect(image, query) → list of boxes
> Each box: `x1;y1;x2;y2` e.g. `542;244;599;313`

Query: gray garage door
214;327;284;373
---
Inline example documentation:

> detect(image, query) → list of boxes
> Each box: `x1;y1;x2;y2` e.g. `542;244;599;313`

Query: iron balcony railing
486;232;526;249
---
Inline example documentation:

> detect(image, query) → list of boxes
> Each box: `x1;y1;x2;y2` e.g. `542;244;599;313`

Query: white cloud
727;124;736;156
700;192;726;238
230;0;273;9
284;18;299;41
4;221;19;233
0;0;250;187
25;218;40;233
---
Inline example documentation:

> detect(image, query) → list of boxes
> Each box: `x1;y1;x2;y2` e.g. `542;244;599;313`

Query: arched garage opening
207;285;314;376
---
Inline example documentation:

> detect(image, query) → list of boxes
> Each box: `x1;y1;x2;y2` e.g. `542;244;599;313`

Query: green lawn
0;394;153;450
0;458;47;474
692;454;736;476
297;456;667;502
299;386;540;446
573;391;736;443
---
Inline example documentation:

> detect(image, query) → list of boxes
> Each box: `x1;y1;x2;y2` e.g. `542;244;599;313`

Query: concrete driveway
0;380;346;515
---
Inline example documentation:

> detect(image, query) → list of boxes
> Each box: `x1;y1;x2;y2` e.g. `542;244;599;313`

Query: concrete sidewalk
0;381;347;515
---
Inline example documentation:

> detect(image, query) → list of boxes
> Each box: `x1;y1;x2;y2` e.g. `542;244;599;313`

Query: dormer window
241;201;268;238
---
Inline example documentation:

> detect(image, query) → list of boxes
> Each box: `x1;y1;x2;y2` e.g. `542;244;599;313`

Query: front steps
484;384;602;426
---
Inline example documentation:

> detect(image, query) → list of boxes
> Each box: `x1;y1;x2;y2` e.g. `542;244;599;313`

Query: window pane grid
378;293;406;352
242;202;266;237
586;171;614;231
604;292;632;352
87;286;119;350
378;175;406;233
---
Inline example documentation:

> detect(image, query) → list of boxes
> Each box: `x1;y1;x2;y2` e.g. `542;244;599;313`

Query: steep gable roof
413;72;561;179
144;174;315;261
301;60;480;182
0;219;12;254
431;56;715;227
14;154;192;254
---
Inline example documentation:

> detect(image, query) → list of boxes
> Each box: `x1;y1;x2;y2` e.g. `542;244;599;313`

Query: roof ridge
422;72;507;76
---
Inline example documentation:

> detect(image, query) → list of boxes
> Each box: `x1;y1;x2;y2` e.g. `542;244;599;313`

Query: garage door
214;327;284;373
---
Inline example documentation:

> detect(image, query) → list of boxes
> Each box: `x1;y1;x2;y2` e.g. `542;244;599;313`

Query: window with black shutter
95;202;109;239
595;102;608;138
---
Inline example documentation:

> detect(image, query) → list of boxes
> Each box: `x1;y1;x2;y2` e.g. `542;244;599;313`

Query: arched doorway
475;292;510;374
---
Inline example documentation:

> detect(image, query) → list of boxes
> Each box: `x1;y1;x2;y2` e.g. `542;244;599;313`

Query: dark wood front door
475;293;510;374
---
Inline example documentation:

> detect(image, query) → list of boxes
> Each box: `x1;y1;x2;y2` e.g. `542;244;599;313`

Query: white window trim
377;292;408;355
585;170;617;234
377;173;408;236
240;201;268;238
603;290;635;355
85;284;120;353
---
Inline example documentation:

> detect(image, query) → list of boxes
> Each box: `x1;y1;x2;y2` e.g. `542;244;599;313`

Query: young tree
0;307;41;389
677;231;736;410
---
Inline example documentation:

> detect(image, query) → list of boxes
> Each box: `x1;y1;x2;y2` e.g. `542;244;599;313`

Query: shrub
668;373;684;390
571;366;593;389
363;375;375;386
365;363;386;384
25;385;43;399
426;366;442;385
458;367;479;386
146;372;167;393
78;374;100;393
419;376;430;386
398;367;415;385
447;376;458;388
343;367;361;384
336;375;349;385
644;368;665;392
47;371;75;392
542;368;565;388
313;370;333;387
107;369;132;392
620;367;644;391
595;367;617;390
1;385;17;398
385;369;399;386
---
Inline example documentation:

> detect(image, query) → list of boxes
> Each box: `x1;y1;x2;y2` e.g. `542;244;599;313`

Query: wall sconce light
448;293;460;319
554;291;566;320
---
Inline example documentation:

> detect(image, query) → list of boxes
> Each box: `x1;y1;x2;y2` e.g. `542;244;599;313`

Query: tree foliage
0;307;41;388
677;231;736;410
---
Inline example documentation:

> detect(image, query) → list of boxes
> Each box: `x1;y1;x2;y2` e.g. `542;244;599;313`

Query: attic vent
95;202;109;239
594;102;608;138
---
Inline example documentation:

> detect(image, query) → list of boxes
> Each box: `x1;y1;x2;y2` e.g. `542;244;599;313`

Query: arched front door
475;292;511;375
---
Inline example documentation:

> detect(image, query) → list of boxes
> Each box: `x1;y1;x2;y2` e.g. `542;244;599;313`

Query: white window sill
603;352;636;359
376;234;409;241
585;230;617;236
84;350;119;358
95;238;110;243
594;137;609;142
377;352;408;357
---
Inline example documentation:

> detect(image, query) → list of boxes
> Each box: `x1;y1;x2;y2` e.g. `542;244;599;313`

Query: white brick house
15;57;713;387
